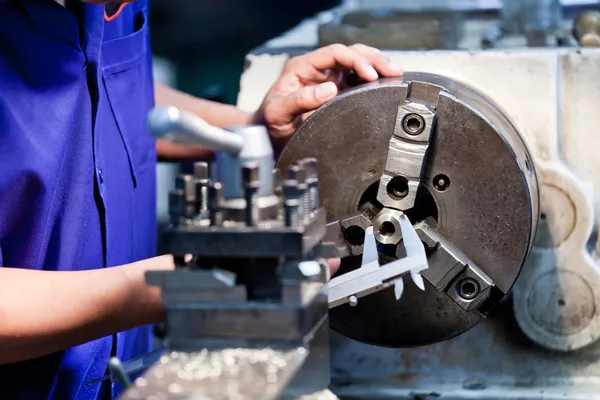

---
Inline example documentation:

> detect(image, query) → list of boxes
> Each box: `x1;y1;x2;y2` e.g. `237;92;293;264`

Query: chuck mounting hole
344;225;366;246
387;176;409;199
458;278;480;300
379;221;396;237
433;174;450;192
402;114;425;135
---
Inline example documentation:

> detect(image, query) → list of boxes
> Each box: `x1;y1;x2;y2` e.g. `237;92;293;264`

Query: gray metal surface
329;302;600;400
376;102;434;211
318;8;465;50
120;348;308;400
127;111;339;399
161;208;327;257
277;73;539;347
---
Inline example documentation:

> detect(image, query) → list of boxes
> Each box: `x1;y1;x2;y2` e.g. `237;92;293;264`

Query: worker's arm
0;256;339;365
0;255;174;365
154;44;402;162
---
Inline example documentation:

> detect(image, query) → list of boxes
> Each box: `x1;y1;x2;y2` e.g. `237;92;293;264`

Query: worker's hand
328;258;341;276
253;43;402;148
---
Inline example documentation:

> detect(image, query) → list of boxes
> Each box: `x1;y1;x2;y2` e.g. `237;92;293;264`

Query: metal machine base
329;301;600;400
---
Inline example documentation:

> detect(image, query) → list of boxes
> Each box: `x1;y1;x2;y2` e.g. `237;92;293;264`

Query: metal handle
147;106;245;156
107;357;132;389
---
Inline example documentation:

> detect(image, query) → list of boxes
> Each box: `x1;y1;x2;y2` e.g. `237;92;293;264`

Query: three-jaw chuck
277;73;539;347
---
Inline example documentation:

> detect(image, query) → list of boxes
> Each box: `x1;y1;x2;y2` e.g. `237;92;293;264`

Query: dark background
148;0;340;104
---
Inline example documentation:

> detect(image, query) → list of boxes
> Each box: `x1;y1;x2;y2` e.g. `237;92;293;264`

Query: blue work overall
0;1;157;398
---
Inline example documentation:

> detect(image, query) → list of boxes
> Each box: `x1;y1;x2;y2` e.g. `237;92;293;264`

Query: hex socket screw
288;164;307;222
242;163;261;226
283;179;301;228
208;182;224;226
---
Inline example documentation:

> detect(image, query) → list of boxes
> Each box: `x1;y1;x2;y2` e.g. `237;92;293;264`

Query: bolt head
287;164;307;185
303;158;318;179
208;182;224;207
194;162;209;180
175;174;195;202
242;163;260;189
283;179;299;199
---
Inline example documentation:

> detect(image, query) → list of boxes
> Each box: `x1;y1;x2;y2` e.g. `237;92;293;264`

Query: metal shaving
121;347;307;400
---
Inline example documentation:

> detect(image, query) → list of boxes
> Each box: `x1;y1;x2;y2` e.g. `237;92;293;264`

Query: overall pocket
101;10;155;186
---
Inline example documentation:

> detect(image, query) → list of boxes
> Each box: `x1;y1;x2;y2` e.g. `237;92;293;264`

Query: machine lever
147;106;245;156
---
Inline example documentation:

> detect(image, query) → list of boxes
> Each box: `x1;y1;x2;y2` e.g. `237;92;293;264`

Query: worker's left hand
252;43;402;148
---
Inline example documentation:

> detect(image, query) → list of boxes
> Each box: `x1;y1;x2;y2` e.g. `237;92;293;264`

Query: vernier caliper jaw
328;213;429;309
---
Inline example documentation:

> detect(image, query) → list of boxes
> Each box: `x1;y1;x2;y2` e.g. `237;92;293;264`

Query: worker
0;1;402;399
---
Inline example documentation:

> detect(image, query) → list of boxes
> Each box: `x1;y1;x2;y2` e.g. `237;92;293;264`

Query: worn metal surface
120;348;308;400
376;101;434;211
162;208;327;257
238;44;600;396
329;301;600;399
277;74;539;347
129;115;337;399
318;8;465;50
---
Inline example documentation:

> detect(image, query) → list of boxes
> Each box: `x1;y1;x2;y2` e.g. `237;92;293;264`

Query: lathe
105;3;600;399
234;3;600;400
111;76;542;399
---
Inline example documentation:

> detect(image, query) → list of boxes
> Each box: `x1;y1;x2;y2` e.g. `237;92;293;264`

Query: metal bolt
433;174;450;192
402;113;426;136
457;278;480;300
175;174;197;218
303;158;319;212
208;182;224;226
289;164;308;222
349;295;358;307
175;174;195;203
272;168;283;197
168;189;186;226
194;162;209;180
283;179;300;228
242;163;260;226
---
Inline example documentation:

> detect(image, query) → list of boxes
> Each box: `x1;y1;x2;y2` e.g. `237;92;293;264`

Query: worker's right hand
252;43;403;151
